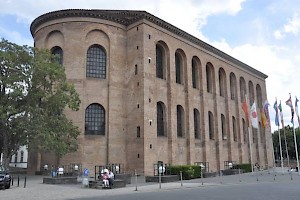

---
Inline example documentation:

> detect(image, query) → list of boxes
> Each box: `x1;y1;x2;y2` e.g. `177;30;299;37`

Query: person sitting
102;172;109;187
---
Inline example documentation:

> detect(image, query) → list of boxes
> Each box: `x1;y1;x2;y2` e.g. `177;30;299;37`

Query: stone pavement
1;168;300;200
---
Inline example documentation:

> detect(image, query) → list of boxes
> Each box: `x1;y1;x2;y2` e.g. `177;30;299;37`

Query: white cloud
274;12;300;39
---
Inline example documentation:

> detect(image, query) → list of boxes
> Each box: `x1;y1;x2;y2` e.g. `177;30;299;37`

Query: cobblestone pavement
1;168;299;200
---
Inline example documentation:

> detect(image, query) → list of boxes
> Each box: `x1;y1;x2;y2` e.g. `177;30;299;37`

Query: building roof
30;9;268;79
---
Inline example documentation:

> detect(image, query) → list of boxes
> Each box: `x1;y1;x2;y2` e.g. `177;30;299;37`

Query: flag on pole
273;100;280;126
261;108;267;128
242;98;249;127
250;102;258;129
278;101;285;128
286;94;294;123
295;97;300;125
263;100;270;126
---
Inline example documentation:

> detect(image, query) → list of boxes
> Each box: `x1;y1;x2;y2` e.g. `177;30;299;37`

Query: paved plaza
1;168;300;200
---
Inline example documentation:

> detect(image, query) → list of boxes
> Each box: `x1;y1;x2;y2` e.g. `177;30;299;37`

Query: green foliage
167;165;202;180
232;163;252;172
0;38;81;167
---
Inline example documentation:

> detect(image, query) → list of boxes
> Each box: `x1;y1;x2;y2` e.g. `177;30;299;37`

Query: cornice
30;9;267;79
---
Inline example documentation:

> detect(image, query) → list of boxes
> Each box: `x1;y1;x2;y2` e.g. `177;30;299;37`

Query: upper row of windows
51;42;263;107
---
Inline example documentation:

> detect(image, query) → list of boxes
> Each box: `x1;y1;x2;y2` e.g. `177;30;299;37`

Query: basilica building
29;9;273;176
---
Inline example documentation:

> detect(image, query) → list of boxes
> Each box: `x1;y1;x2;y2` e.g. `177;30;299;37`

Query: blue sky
1;0;300;132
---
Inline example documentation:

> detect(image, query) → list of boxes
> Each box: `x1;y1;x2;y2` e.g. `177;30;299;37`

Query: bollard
238;168;241;182
220;170;223;184
159;171;161;189
17;176;20;187
180;171;183;187
201;169;203;185
290;171;293;180
11;175;14;186
134;169;138;191
24;176;27;188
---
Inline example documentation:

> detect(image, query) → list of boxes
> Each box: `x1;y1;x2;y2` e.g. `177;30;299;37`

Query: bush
167;165;202;180
232;163;252;173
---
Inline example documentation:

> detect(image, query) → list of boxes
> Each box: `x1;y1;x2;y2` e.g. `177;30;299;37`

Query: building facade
29;9;273;176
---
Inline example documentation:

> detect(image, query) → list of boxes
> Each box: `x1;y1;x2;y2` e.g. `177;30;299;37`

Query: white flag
250;102;258;129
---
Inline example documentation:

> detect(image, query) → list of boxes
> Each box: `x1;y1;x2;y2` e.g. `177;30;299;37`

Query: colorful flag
278;101;284;128
273;100;280;126
242;98;249;127
261;108;267;128
263;100;270;126
285;95;294;123
250;102;258;129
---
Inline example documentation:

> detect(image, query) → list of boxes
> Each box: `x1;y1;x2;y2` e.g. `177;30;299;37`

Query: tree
0;39;81;167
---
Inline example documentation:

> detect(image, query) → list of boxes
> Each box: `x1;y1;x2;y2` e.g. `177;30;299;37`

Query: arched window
51;46;63;65
249;81;254;105
219;68;226;97
230;73;237;100
177;105;185;137
221;114;226;140
157;102;166;136
208;111;214;140
156;45;164;79
256;84;262;108
194;109;200;139
232;116;237;141
206;63;214;93
85;103;105;135
240;77;246;103
242;118;247;143
192;58;199;89
86;44;106;79
175;52;183;84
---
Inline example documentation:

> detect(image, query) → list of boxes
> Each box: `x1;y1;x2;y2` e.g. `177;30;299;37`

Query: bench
89;179;126;189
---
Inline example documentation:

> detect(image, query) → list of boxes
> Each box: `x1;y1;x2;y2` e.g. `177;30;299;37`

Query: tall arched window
240;77;246;103
175;52;183;84
249;81;254;105
86;44;106;79
206;63;214;93
20;151;24;163
230;73;237;100
156;45;164;79
256;84;262;108
221;114;226;140
219;68;226;97
208;111;214;140
232;116;237;141
194;109;200;139
51;46;63;65
192;58;199;89
157;102;166;136
85;103;105;135
177;105;185;137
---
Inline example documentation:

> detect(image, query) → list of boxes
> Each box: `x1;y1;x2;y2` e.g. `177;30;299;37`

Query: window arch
221;114;226;140
175;52;183;84
206;63;214;93
232;116;237;142
194;109;200;139
219;68;226;97
20;150;24;163
156;44;165;79
51;46;63;65
86;44;106;79
256;84;262;108
239;77;246;103
177;105;185;137
249;81;254;105
230;73;237;100
208;111;214;140
192;58;199;89
85;103;105;135
157;101;167;136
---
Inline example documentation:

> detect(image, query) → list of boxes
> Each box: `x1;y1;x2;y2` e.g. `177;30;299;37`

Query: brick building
29;9;273;176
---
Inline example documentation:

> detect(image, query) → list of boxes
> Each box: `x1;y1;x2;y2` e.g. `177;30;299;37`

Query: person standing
108;170;114;188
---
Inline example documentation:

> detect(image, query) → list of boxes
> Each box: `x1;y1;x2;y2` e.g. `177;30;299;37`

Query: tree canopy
0;39;81;167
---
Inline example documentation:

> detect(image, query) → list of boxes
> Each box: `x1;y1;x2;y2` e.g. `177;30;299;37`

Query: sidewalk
1;169;300;200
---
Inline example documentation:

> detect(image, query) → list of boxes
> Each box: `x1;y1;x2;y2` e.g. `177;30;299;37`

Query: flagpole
277;126;284;174
292;121;300;175
282;128;290;170
245;94;254;175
